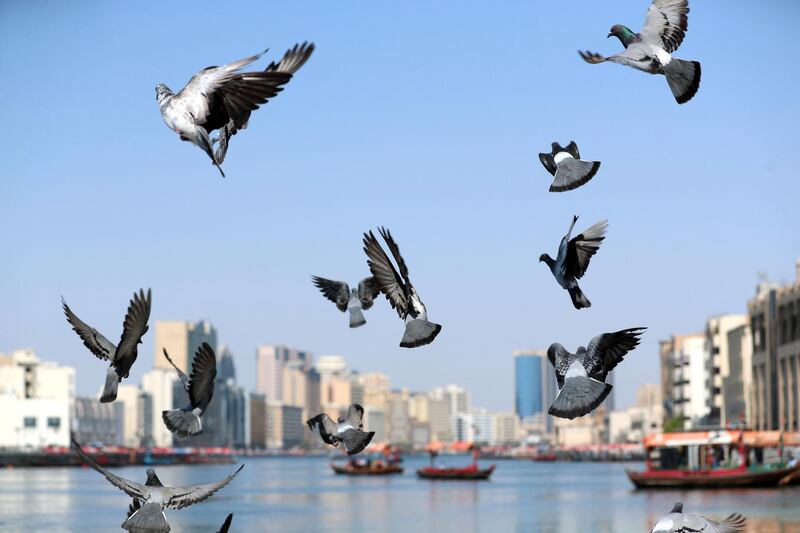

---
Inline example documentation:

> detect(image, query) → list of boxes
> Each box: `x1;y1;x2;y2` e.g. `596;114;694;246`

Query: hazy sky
1;1;798;411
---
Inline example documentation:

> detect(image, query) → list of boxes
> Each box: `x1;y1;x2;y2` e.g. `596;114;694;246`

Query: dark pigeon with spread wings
363;227;441;347
62;289;151;403
312;275;381;328
162;343;217;438
538;141;600;192
156;42;315;176
547;328;646;419
306;403;375;455
539;216;607;309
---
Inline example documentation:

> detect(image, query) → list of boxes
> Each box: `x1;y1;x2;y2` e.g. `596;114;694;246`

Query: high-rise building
73;397;116;445
514;350;543;418
722;324;753;427
265;402;303;449
661;333;708;428
255;345;313;402
493;412;520;445
191;346;248;448
452;409;494;444
749;261;800;431
363;406;385;442
141;368;177;447
431;384;470;416
426;395;452;442
153;320;218;371
249;393;267;449
359;372;391;409
704;314;748;425
385;390;411;446
114;384;141;446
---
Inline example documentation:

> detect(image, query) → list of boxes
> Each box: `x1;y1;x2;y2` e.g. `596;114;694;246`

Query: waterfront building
608;384;663;444
265;402;303;449
513;349;557;433
114;384;141;446
704;314;748;426
141;368;177;447
493;412;520;445
73;397;116;445
255;345;313;402
722;324;752;427
153;320;218;372
661;333;708;428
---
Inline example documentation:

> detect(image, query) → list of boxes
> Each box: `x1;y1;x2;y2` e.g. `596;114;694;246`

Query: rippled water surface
1;456;799;532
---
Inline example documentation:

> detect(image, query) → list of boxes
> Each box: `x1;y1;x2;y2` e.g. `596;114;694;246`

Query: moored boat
417;463;495;480
331;460;403;476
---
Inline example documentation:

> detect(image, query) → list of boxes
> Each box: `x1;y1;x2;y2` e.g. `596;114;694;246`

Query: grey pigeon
62;289;151;403
547;327;646;419
72;439;243;533
539;141;600;192
579;0;701;104
311;275;381;328
156;42;315;176
539;216;607;309
363;227;442;348
306;403;375;455
652;503;747;533
161;342;217;438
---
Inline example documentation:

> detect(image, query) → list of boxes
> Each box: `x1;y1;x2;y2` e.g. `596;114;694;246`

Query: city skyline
2;1;799;412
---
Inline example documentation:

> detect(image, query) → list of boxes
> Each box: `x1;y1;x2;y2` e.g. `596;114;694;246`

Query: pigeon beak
607;32;613;38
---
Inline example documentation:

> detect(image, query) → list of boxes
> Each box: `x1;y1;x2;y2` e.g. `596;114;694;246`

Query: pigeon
538;141;600;192
62;289;152;403
652;503;747;533
547;327;646;419
156;42;315;176
161;342;217;438
579;0;701;104
539;216;607;309
72;439;243;533
217;514;233;533
363;227;442;348
311;275;381;328
306;403;375;455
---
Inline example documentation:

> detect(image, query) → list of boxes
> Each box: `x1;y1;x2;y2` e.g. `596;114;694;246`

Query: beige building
115;384;141;447
704;314;748;425
255;345;313;402
493;412;520;445
722;324;753;427
153;320;217;371
661;333;708;428
359;372;391;410
426;395;452;442
608;384;663;444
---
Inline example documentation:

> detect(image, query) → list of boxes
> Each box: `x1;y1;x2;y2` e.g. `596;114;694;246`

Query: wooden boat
417;463;495;480
627;464;800;489
330;461;403;476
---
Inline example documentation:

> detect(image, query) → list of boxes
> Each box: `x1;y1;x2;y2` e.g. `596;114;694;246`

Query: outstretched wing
547;343;573;389
346;404;365;429
166;465;244;510
566;220;608;279
539;152;557;176
306;413;341;446
163;348;189;391
62;298;116;361
72;439;148;499
357;277;381;310
565;141;580;160
311;276;350;312
639;0;689;54
379;227;410;283
363;230;409;320
584;328;647;380
115;289;152;362
217;514;234;533
578;50;608;64
188;342;217;410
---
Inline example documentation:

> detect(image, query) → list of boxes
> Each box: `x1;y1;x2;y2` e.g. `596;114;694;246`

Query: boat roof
644;430;800;448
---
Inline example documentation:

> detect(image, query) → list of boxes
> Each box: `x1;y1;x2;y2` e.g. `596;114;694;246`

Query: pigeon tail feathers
716;514;747;533
664;58;701;104
100;365;119;403
122;501;170;533
349;307;366;328
548;377;612;419
162;408;203;438
568;286;591;309
344;431;376;455
550;159;600;192
400;319;442;348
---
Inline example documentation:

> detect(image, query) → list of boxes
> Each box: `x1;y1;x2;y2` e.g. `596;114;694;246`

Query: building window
47;417;61;430
23;417;36;428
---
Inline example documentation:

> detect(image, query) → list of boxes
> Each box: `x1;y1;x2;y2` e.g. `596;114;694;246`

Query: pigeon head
155;84;174;104
145;468;164;487
670;502;684;513
538;253;555;267
608;25;637;47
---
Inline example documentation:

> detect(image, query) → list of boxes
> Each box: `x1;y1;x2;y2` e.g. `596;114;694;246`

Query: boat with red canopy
417;441;495;480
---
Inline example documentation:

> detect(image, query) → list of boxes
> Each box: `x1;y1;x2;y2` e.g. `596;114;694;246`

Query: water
1;456;799;532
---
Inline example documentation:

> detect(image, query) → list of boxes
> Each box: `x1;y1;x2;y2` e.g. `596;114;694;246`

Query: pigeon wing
584;328;647;381
312;276;350;312
639;0;689;54
72;439;148;499
346;403;366;429
547;343;572;389
188;342;217;411
114;289;152;364
217;514;234;533
162;348;189;391
363;230;409;319
306;414;340;446
126;498;142;519
378;227;411;283
565;141;581;160
539;152;557;176
165;465;244;510
565;220;608;279
357;276;381;310
264;42;315;75
62;298;117;361
707;513;747;533
578;50;608;64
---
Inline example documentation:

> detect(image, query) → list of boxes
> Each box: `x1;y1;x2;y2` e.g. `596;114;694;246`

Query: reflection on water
0;458;799;532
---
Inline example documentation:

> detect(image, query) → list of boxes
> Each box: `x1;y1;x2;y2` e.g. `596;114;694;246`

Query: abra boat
331;459;403;476
417;444;495;480
627;430;800;489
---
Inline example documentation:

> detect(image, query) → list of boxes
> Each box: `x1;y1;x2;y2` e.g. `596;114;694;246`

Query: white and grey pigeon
306;403;376;456
547;327;646;419
579;0;701;104
156;42;315;177
363;227;442;348
161;342;217;438
73;439;243;533
62;289;152;403
127;500;232;533
311;275;381;328
652;503;747;533
538;141;600;192
539;216;608;309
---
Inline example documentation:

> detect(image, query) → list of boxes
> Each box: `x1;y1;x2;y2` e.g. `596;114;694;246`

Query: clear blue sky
1;1;798;411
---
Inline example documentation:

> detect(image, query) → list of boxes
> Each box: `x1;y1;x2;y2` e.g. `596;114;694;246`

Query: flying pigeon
311;275;381;328
306;403;375;455
72;439;243;533
652;503;747;533
579;0;701;104
538;141;600;192
363;227;442;348
156;42;315;177
62;289;152;403
547;327;646;419
539;216;607;309
127;499;233;533
161;343;217;438
217;514;234;533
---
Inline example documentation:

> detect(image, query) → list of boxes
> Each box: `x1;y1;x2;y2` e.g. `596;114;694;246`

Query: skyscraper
153;320;218;371
255;345;313;402
514;350;544;418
